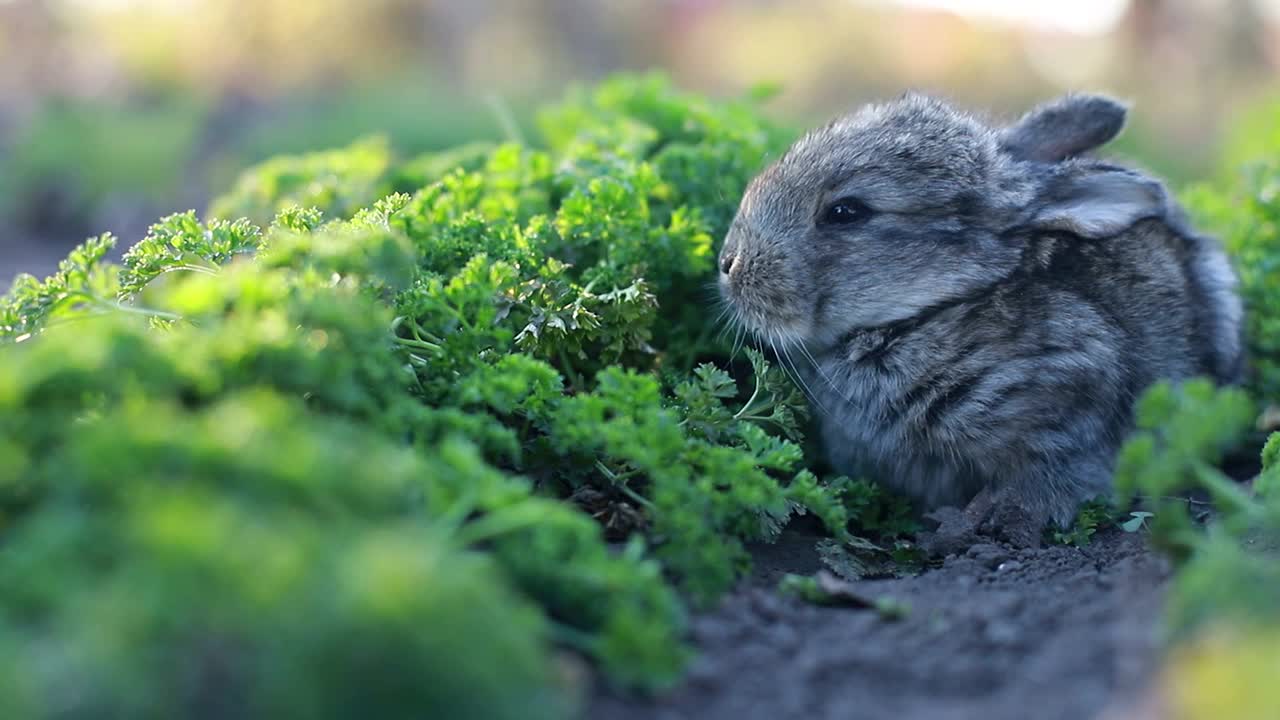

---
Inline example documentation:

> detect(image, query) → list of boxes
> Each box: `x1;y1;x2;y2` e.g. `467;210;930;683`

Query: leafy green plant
1104;99;1280;720
0;234;129;340
1120;511;1155;533
1114;379;1257;559
1144;424;1280;720
777;571;910;619
209;136;396;223
1048;497;1123;547
0;72;905;718
1111;377;1280;665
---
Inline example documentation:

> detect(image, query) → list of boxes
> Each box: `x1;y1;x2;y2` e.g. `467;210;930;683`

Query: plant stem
93;299;183;321
454;504;553;546
407;319;444;344
558;347;585;390
548;621;599;653
153;264;219;278
1192;461;1261;518
733;380;764;421
393;336;442;352
594;460;654;508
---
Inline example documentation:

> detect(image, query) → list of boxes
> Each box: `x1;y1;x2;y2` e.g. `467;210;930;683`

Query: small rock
966;543;1011;569
1066;569;1099;586
918;505;983;557
749;589;784;622
763;623;799;653
984;620;1021;645
684;657;723;689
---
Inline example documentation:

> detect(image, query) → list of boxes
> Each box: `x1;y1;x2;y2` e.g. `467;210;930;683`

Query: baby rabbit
718;92;1243;547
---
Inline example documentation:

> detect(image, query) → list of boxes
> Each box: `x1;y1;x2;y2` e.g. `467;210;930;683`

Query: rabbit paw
918;484;1048;556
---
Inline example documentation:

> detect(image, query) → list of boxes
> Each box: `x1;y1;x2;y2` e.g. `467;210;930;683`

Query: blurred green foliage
1114;379;1258;562
1;79;517;230
210;137;395;222
1114;380;1280;720
1184;160;1280;399
1157;112;1280;671
0;97;207;222
1113;380;1280;719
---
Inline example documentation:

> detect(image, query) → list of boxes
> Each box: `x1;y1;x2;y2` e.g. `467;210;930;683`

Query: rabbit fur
717;92;1243;536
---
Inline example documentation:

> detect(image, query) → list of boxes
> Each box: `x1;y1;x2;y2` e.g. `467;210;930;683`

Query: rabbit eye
820;197;873;226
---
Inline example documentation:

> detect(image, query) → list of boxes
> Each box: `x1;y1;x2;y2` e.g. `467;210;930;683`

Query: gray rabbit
718;92;1243;547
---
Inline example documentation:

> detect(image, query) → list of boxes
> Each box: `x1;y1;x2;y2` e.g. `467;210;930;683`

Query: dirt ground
588;526;1172;720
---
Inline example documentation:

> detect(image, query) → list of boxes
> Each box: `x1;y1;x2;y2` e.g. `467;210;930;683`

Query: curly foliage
1;234;122;340
1114;378;1280;641
0;73;910;718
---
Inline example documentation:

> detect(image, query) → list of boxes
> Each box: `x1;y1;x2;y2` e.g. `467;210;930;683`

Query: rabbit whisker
730;320;747;361
772;332;831;419
796;342;853;407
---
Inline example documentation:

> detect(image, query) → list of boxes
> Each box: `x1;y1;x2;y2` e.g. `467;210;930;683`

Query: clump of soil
590;528;1171;720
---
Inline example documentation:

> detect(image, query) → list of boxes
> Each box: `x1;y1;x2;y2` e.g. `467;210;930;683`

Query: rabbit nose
719;252;738;276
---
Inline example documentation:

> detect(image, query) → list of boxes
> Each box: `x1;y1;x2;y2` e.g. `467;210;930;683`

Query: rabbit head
718;92;1169;350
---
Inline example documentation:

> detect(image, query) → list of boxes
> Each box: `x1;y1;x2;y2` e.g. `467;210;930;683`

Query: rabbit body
718;93;1242;528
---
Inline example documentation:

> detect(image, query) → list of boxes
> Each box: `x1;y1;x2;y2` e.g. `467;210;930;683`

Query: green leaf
1121;512;1155;533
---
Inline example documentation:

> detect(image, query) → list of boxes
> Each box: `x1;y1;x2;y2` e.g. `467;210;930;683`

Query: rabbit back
805;216;1241;521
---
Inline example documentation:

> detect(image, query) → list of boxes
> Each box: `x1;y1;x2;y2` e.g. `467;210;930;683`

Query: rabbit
717;92;1244;548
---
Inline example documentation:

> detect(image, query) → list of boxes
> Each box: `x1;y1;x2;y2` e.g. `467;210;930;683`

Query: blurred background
3;0;1280;285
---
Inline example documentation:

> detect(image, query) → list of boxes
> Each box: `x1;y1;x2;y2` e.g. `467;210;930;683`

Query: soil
588;526;1173;720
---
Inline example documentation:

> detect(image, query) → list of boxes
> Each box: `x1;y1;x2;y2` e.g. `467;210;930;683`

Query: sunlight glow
49;0;1134;37
877;0;1131;35
63;0;192;8
1258;0;1280;20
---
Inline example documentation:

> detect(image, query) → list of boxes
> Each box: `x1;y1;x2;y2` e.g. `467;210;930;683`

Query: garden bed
591;527;1169;720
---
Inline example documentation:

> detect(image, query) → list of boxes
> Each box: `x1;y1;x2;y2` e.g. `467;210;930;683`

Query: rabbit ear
999;94;1128;163
1026;165;1166;238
